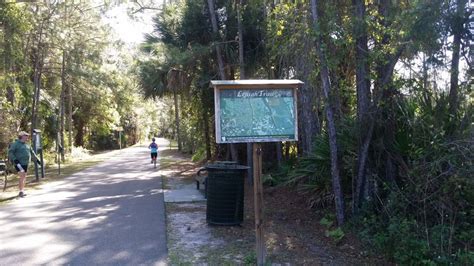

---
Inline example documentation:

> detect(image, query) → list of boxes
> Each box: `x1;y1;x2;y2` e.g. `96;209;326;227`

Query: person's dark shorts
151;152;158;159
15;164;28;172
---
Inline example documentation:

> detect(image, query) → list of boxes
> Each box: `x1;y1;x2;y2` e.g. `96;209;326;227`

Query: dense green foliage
137;0;472;263
0;1;158;162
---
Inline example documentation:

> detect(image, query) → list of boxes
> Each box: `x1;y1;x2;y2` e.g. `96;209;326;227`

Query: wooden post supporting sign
253;143;265;265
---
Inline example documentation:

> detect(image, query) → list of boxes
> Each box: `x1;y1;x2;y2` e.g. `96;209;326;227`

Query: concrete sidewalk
0;140;168;265
164;182;206;203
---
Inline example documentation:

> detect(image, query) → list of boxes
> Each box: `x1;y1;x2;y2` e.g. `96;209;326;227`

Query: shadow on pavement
0;145;167;265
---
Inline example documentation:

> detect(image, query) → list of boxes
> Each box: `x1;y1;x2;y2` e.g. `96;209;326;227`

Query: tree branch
131;0;162;14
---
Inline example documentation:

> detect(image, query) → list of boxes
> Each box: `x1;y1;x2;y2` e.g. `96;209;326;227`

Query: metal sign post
32;132;39;181
211;80;303;266
32;129;44;181
57;132;62;175
116;126;124;149
39;132;44;178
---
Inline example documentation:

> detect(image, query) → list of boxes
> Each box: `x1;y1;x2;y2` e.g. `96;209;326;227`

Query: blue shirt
149;143;158;153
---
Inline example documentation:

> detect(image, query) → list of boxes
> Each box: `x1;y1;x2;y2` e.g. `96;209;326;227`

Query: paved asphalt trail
0;140;168;265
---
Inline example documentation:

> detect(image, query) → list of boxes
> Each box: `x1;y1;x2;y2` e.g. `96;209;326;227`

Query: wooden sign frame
212;80;302;144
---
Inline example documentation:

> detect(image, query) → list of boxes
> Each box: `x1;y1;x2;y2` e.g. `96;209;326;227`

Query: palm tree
137;59;188;151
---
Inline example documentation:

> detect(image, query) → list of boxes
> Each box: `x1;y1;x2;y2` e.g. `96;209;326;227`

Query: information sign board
212;80;302;143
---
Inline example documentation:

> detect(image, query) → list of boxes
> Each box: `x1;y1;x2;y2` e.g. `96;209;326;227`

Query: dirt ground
161;149;387;265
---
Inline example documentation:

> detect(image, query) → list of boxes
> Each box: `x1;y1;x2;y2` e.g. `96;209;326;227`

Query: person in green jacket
8;131;37;198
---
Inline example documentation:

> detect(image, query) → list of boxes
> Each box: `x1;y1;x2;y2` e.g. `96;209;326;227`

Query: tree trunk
173;87;182;151
329;71;343;118
299;81;316;155
60;90;65;161
295;33;309;155
180;93;186;150
207;0;238;161
275;142;282;168
354;0;406;210
311;0;345;225
421;54;432;109
229;143;238;162
30;56;41;134
202;108;211;160
59;3;68;161
448;0;467;116
4;21;15;104
285;142;290;161
207;0;226;80
237;0;253;179
237;0;245;79
31;59;43;136
68;79;73;153
297;36;319;155
352;0;372;212
30;23;45;135
60;50;66;162
75;119;85;147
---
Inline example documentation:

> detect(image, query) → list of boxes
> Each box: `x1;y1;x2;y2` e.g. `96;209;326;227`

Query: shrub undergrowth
277;93;473;264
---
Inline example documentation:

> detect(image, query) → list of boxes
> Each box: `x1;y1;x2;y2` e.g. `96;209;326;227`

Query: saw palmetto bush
357;94;473;264
283;118;357;208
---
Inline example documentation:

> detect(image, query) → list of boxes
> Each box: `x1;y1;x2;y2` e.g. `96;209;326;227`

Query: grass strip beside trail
0;156;106;203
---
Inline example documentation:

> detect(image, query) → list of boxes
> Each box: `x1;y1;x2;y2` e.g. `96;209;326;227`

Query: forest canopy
1;0;472;264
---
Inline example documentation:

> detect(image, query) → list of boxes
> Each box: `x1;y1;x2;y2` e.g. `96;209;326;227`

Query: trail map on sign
219;88;296;142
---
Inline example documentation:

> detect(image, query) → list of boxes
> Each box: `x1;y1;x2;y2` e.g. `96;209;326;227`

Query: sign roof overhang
211;79;304;89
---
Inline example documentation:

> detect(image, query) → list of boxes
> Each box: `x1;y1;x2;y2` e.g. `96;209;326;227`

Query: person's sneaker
18;191;26;198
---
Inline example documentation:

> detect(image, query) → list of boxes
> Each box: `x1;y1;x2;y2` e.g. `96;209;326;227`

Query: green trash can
206;164;249;225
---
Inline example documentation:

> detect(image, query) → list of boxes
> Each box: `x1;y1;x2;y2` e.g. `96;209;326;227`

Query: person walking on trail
148;138;159;164
8;131;39;198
